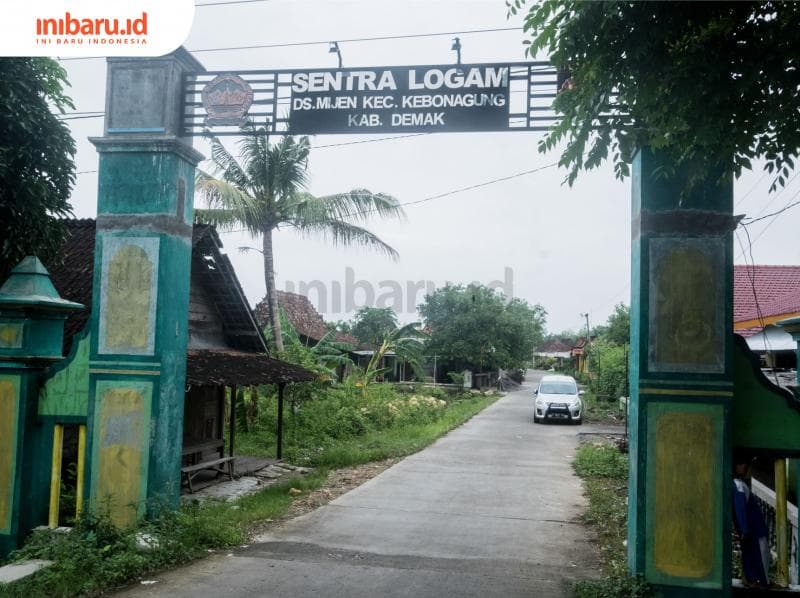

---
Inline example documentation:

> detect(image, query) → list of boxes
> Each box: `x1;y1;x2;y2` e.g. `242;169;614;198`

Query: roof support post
277;383;285;460
229;385;237;459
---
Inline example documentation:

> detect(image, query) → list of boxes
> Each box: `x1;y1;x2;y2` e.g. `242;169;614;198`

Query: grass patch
3;387;498;598
0;471;328;598
236;392;498;468
572;442;652;598
580;389;626;427
573;443;628;479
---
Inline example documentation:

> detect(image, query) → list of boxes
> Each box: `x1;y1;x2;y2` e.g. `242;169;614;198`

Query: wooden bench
181;456;235;493
182;439;225;460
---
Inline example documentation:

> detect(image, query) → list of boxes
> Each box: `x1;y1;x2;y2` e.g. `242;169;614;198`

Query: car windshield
539;381;577;395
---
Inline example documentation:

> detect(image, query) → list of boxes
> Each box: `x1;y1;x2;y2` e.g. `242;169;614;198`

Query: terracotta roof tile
186;349;315;385
44;219;96;355
334;331;359;346
734;265;800;322
255;291;329;343
537;339;573;353
43;220;277;360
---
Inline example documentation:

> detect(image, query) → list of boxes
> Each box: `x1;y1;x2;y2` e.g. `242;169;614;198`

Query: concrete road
119;370;599;597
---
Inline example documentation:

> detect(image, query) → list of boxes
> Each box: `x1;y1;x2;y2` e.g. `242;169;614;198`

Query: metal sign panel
288;64;509;134
182;62;562;136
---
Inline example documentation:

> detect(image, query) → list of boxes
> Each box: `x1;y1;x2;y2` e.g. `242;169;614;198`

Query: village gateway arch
4;46;800;597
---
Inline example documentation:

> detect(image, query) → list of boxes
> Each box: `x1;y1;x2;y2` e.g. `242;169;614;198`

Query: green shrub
574;574;652;598
585;340;628;401
573;443;628;479
572;442;651;598
3;472;329;597
447;371;465;386
240;382;462;461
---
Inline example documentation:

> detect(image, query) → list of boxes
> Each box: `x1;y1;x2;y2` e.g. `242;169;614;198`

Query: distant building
571;337;591;373
255;290;359;348
533;339;572;369
734;265;800;371
0;220;313;548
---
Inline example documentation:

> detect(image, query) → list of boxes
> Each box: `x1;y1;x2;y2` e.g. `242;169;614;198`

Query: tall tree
604;303;630;346
515;1;800;192
419;284;547;373
0;58;76;281
195;131;404;351
351;306;398;347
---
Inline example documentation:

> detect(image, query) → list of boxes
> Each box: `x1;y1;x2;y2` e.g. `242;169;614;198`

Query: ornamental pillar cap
0;256;83;313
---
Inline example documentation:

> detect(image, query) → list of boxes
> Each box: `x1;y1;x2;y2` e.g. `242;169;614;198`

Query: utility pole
433;354;437;388
580;312;591;375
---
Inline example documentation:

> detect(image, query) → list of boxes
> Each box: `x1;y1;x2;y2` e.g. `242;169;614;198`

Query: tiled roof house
734;265;800;337
255;290;359;347
45;220;313;385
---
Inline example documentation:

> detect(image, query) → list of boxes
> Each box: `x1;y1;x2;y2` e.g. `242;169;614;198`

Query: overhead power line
736;186;800;259
58;113;105;121
735;169;769;207
390;162;559;213
190;27;521;55
743;194;800;225
746;169;800;220
287;161;561;223
195;0;270;6
58;26;521;62
220;161;560;235
75;133;431;174
313;134;426;149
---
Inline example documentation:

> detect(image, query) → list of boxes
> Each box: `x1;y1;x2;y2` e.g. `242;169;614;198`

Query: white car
534;375;583;424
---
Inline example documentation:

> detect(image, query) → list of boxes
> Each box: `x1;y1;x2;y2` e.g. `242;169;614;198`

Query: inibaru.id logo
36;11;148;46
2;0;194;57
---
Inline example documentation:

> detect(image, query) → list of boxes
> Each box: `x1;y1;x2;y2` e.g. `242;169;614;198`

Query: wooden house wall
188;270;227;350
182;386;224;463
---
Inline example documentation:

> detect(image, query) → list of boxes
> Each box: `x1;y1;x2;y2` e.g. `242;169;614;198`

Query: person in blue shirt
733;456;770;588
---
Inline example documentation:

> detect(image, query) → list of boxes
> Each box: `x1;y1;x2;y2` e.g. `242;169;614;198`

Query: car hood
538;392;580;404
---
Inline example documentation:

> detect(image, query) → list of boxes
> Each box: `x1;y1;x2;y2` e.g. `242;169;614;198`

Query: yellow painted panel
0;323;23;348
654;412;715;578
105;244;152;351
0;380;17;531
654;246;717;367
96;388;144;528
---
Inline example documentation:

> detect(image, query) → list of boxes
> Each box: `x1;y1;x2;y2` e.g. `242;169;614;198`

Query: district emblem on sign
201;74;254;127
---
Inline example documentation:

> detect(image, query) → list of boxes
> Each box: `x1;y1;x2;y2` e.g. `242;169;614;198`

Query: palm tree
195;131;404;352
358;323;427;390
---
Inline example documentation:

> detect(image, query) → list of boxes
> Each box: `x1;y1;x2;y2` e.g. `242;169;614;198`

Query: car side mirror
578;390;585;396
533;389;538;395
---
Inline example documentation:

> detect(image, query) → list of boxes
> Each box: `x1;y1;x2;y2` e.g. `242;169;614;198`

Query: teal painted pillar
628;148;735;595
0;257;82;555
87;49;205;526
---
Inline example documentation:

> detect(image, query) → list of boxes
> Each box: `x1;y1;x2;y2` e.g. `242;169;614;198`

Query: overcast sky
59;0;800;335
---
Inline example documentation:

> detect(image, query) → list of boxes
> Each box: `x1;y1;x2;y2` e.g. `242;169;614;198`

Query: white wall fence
751;477;798;585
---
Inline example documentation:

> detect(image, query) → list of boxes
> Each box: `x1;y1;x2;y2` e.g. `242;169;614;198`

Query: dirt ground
248;458;399;537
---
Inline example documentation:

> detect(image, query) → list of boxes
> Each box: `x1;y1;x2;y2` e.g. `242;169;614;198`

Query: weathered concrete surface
118;370;600;597
0;559;53;584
